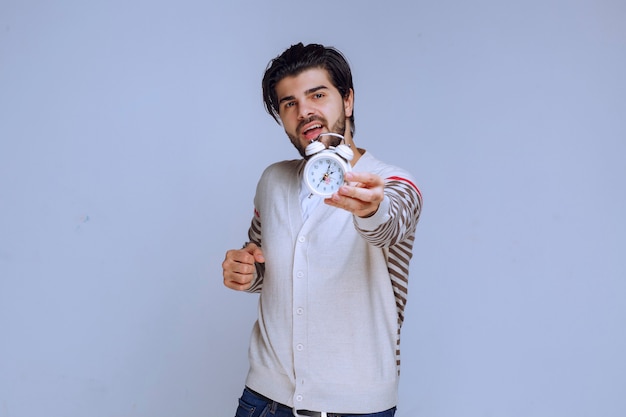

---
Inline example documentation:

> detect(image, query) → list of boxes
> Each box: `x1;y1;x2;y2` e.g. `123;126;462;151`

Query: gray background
1;1;625;416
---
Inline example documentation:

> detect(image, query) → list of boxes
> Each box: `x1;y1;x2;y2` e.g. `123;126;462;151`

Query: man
222;42;422;417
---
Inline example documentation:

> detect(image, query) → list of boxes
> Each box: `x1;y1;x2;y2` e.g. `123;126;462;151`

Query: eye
313;93;324;99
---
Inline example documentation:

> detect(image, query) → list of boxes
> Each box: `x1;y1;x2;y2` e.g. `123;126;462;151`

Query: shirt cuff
353;195;391;231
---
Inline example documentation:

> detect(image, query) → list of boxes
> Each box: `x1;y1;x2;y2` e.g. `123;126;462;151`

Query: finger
338;184;379;204
327;190;372;213
241;243;265;263
251;247;265;263
223;263;255;289
226;248;255;266
224;276;252;291
222;257;256;275
345;171;384;188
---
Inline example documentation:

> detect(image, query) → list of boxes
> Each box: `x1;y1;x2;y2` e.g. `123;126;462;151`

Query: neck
343;134;362;167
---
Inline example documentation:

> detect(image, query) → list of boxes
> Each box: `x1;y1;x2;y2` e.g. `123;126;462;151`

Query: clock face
305;155;347;196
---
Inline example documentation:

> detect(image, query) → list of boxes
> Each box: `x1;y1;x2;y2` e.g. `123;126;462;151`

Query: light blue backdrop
1;1;625;416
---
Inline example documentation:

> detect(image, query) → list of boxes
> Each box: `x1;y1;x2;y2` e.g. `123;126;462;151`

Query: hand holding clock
325;171;385;218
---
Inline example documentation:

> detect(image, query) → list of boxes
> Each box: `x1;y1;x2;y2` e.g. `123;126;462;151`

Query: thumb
252;247;265;263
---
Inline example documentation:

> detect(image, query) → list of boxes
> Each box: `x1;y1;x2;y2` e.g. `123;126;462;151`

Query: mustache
296;116;326;134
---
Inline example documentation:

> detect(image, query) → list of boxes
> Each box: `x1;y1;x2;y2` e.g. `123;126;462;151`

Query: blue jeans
234;387;396;417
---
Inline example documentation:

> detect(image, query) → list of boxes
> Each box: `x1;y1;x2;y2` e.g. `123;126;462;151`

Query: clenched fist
222;242;265;291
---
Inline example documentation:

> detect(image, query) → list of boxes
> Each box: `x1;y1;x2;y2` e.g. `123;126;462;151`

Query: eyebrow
278;85;329;105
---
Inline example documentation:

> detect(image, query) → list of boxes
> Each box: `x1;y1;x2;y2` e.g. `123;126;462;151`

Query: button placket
292;231;310;406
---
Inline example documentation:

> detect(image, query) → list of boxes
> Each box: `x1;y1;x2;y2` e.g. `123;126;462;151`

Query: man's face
275;68;354;157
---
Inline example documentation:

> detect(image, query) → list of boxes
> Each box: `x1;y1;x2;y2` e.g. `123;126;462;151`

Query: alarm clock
303;133;354;197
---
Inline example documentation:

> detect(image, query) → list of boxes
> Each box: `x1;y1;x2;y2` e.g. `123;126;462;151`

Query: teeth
304;124;322;133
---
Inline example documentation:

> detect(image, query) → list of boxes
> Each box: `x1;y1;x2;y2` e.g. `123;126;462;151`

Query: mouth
301;123;324;141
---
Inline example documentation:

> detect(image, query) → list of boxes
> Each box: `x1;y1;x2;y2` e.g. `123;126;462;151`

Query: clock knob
305;141;326;156
335;144;354;162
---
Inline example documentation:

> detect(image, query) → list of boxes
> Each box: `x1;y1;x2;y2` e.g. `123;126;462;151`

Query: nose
297;101;315;119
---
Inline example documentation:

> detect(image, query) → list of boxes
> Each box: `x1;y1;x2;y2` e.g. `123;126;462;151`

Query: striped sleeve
355;176;422;373
354;176;422;327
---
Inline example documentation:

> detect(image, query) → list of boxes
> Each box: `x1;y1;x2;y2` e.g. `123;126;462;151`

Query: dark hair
262;43;356;137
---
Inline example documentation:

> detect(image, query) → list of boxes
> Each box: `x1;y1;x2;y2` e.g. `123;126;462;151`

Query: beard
287;113;347;158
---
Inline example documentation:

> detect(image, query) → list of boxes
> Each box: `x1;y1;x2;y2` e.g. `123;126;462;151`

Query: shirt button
296;395;303;402
298;236;306;243
296;271;304;278
296;307;304;315
296;344;304;351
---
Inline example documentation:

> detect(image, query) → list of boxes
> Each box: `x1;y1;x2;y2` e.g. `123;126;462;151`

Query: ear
343;88;354;118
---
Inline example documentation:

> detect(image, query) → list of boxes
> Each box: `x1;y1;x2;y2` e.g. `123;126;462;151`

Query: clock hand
315;163;332;187
324;164;337;181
